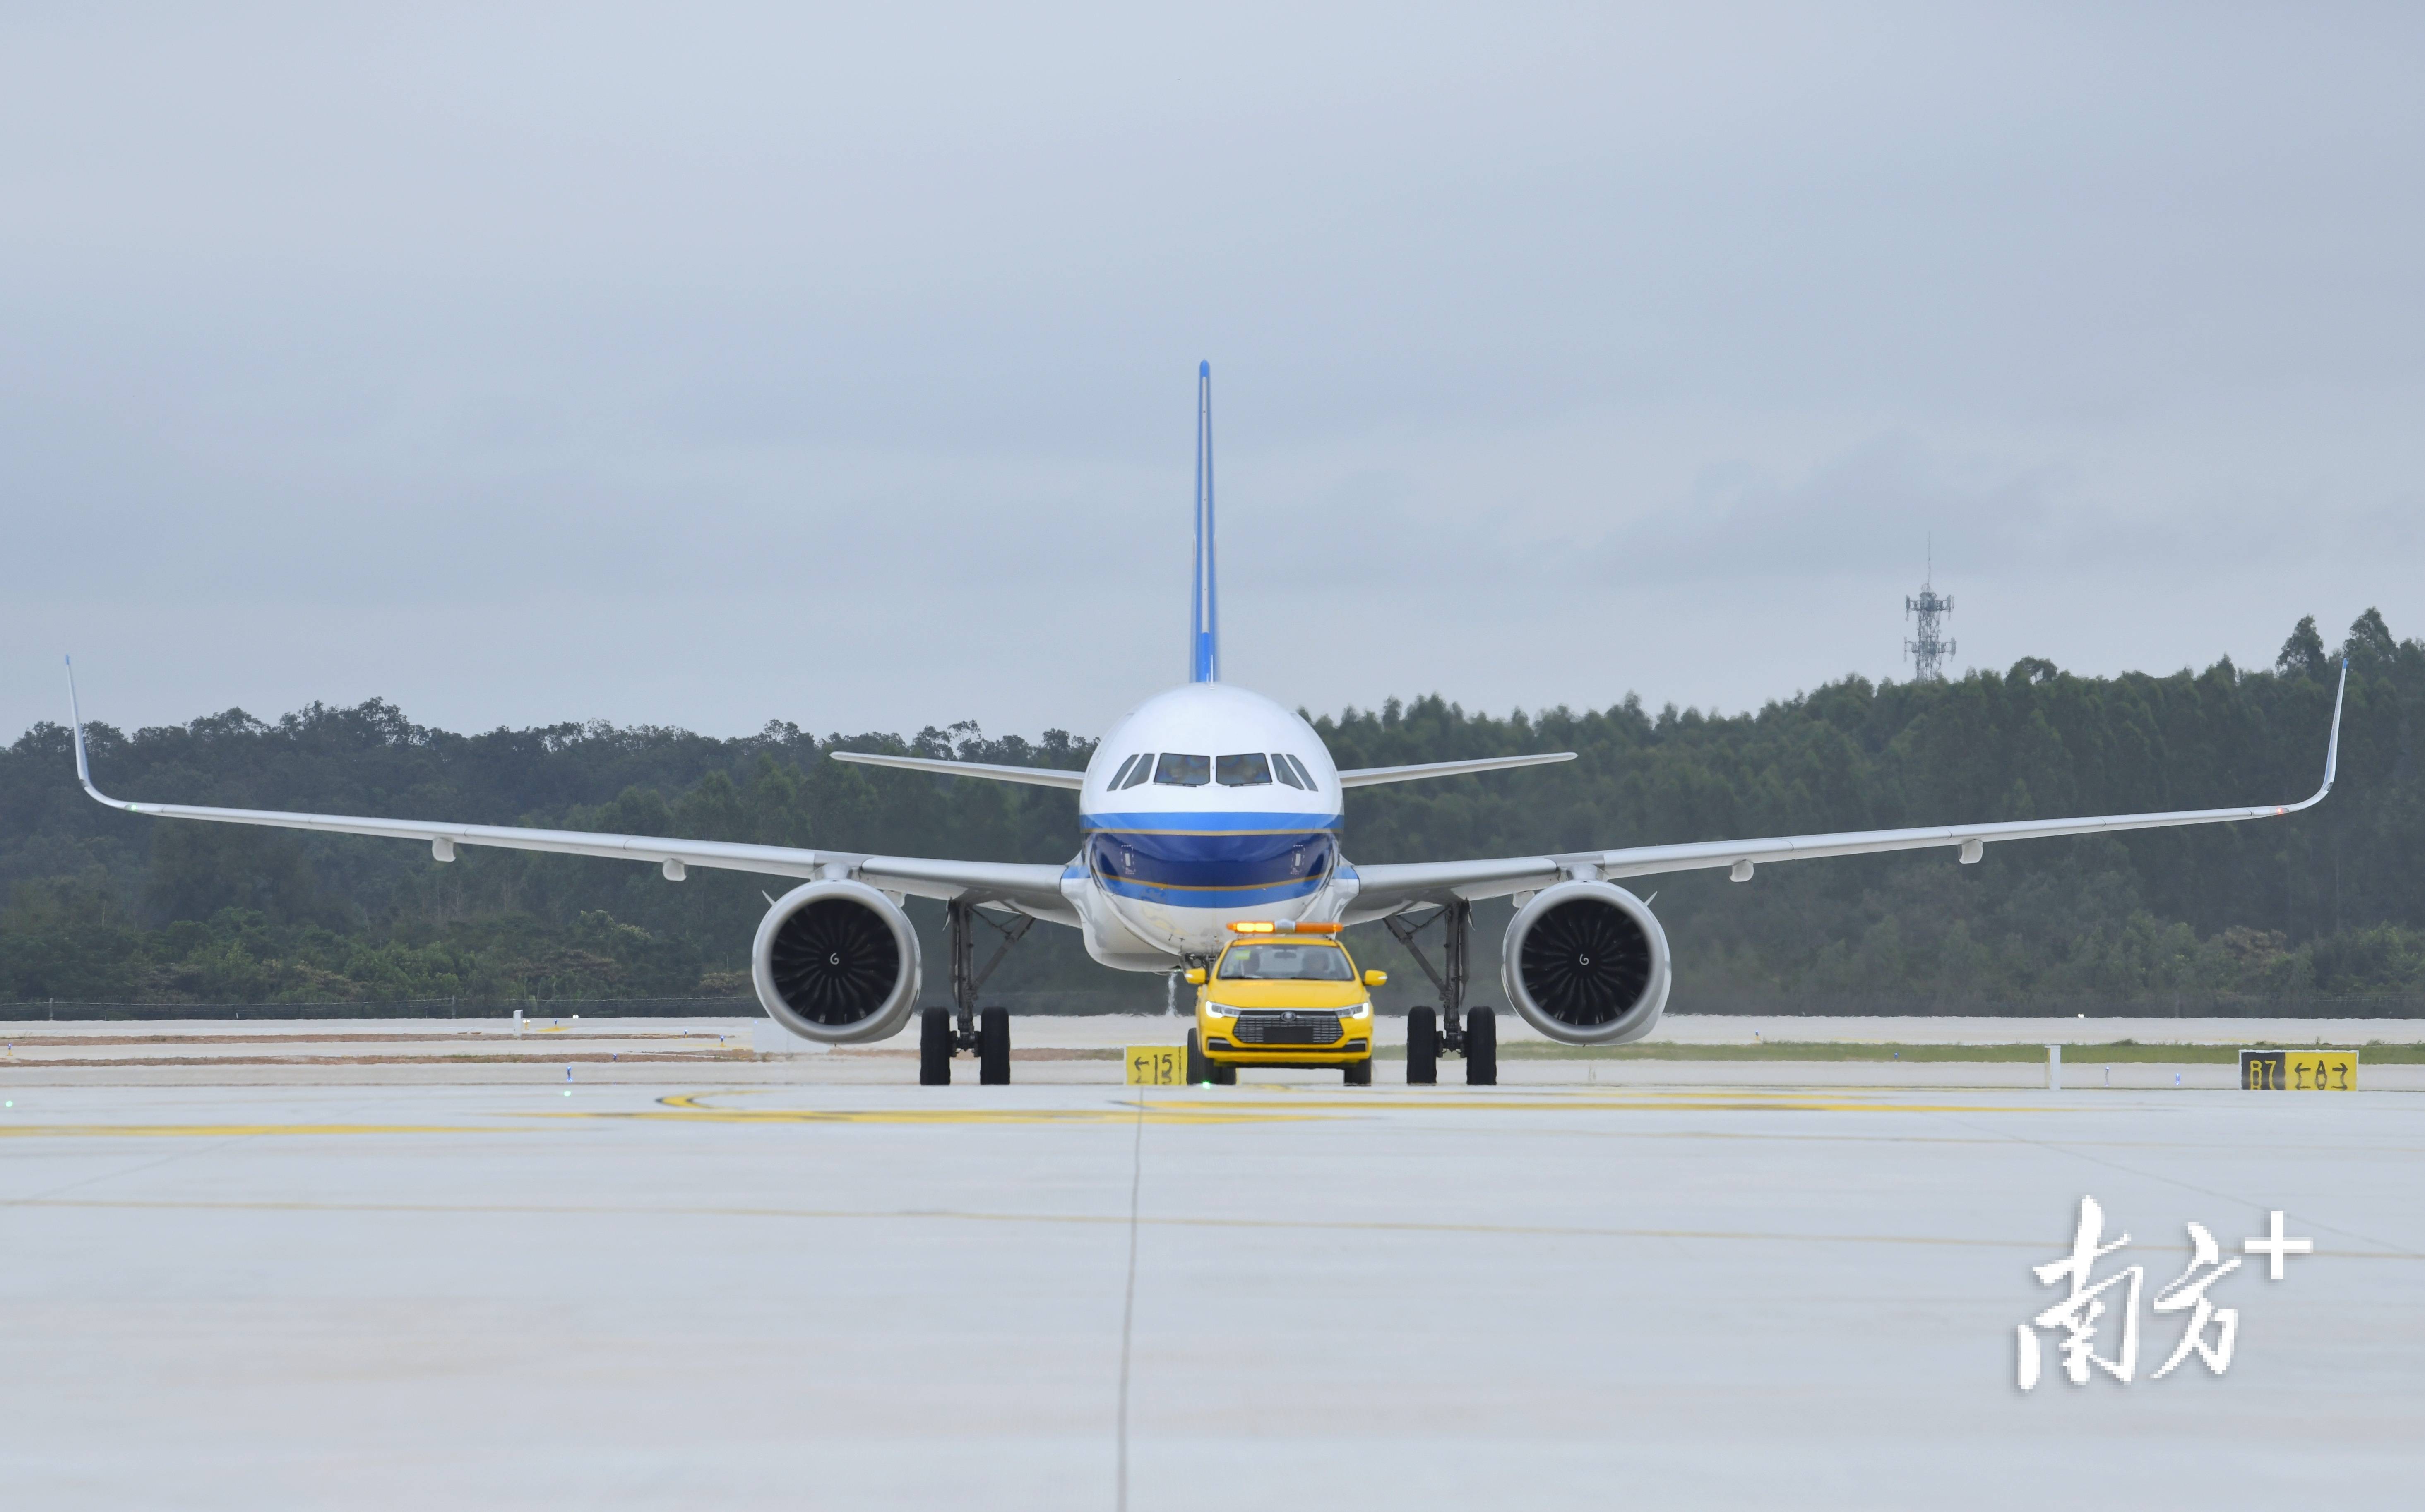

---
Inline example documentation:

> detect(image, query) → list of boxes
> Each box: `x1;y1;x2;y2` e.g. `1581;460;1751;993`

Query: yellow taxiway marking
0;1123;507;1139
2;1194;2413;1262
1127;1095;2042;1115
645;1089;2037;1118
600;1090;1319;1125
550;1106;1324;1126
1084;1081;2063;1114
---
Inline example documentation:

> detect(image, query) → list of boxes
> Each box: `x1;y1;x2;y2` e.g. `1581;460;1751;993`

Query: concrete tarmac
9;1014;2421;1090
2;1068;2419;1509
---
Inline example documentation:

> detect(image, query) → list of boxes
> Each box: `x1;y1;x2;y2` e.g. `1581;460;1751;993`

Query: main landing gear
1385;899;1499;1086
919;898;1031;1086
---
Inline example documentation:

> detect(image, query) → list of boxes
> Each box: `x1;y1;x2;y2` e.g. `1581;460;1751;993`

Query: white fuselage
1059;683;1354;966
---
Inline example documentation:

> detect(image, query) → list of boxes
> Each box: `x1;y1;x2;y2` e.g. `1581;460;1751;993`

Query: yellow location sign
1125;1046;1185;1086
2239;1049;2359;1091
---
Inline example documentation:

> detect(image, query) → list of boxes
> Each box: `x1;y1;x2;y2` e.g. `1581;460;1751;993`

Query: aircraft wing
1335;752;1575;787
64;664;1074;921
827;751;1086;789
1343;664;2346;921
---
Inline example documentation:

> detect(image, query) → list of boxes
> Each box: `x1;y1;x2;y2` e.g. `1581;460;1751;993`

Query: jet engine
751;879;923;1044
1500;881;1672;1045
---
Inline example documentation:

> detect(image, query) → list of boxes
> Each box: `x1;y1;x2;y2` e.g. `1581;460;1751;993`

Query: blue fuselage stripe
1099;873;1327;908
1087;822;1337;908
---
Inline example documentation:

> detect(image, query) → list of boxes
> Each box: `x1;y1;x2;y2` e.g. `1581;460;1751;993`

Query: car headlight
1201;1003;1238;1018
1343;1001;1372;1017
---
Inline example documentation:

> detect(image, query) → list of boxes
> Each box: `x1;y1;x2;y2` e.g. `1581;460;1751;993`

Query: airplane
65;362;2347;1087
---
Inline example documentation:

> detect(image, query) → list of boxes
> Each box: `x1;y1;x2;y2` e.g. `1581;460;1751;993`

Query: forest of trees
3;610;2420;1014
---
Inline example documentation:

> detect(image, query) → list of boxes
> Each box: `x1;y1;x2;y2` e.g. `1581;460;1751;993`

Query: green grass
1373;1040;2425;1064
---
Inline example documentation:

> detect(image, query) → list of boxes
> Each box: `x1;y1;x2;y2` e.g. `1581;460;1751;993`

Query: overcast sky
5;3;2421;749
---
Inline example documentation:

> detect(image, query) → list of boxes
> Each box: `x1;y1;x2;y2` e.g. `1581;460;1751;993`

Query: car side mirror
1363;969;1387;987
1184;968;1207;986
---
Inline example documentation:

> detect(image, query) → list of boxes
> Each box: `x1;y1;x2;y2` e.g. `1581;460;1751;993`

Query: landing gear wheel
1406;1007;1438;1085
1211;1062;1238;1086
1186;1029;1212;1084
1464;1006;1498;1086
1343;1056;1372;1086
918;1008;952;1085
978;1006;1011;1085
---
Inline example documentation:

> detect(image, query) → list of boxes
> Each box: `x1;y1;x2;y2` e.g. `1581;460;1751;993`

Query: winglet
2321;658;2347;796
64;656;92;789
63;658;130;811
2288;658;2347;813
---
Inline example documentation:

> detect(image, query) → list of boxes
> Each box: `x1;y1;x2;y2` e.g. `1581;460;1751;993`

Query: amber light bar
1228;920;1343;935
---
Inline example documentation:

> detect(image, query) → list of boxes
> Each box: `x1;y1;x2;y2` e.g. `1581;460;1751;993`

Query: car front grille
1231;1013;1345;1046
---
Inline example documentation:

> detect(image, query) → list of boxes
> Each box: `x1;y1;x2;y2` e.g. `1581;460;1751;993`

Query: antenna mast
1904;541;1956;681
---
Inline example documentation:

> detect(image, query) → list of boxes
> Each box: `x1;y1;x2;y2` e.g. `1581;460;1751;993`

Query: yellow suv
1185;924;1385;1085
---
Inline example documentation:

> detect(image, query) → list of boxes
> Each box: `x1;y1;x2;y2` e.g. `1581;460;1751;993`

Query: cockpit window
1153;753;1211;787
1218;943;1356;981
1284;754;1318;791
1108;754;1140;788
1272;754;1306;790
1118;754;1155;790
1216;753;1272;787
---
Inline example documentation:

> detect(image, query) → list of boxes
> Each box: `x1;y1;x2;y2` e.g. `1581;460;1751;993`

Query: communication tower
1904;546;1955;681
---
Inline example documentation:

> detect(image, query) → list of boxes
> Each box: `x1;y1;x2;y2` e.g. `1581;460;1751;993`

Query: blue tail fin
1190;360;1219;683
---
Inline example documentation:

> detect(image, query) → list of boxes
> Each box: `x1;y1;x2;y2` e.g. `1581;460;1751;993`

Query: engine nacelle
1501;881;1671;1045
751;880;923;1044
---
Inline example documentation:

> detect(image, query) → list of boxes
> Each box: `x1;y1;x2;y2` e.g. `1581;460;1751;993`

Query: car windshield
1217;943;1356;981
